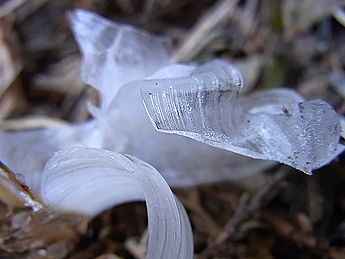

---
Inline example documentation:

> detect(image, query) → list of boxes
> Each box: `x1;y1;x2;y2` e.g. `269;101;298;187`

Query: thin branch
263;211;345;258
199;168;289;259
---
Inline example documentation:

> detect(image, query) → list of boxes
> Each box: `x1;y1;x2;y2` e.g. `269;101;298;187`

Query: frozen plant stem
0;161;43;212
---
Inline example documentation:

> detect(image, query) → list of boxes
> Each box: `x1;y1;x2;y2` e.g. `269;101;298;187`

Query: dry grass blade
172;0;240;62
0;116;67;130
0;24;21;98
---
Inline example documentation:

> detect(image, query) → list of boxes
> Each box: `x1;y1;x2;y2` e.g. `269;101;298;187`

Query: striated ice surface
100;63;273;186
42;147;193;259
141;60;345;174
70;9;171;110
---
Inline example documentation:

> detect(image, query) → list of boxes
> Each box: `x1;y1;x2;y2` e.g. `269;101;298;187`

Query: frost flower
0;9;344;259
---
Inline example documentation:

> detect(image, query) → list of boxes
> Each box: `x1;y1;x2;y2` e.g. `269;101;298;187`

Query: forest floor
0;0;345;258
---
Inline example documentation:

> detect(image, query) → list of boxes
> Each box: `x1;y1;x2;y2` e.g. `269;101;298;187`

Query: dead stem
0;160;43;212
262;211;345;258
199;168;289;259
172;0;239;62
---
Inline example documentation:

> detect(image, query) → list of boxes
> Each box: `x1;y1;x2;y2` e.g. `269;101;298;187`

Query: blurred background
0;0;345;258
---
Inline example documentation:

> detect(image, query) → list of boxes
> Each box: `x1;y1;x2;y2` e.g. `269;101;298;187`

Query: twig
199;168;289;259
262;212;345;258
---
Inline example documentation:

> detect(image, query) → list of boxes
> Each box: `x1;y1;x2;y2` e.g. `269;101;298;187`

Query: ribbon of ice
70;9;275;187
140;60;345;174
42;147;193;259
70;10;344;176
70;8;171;111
